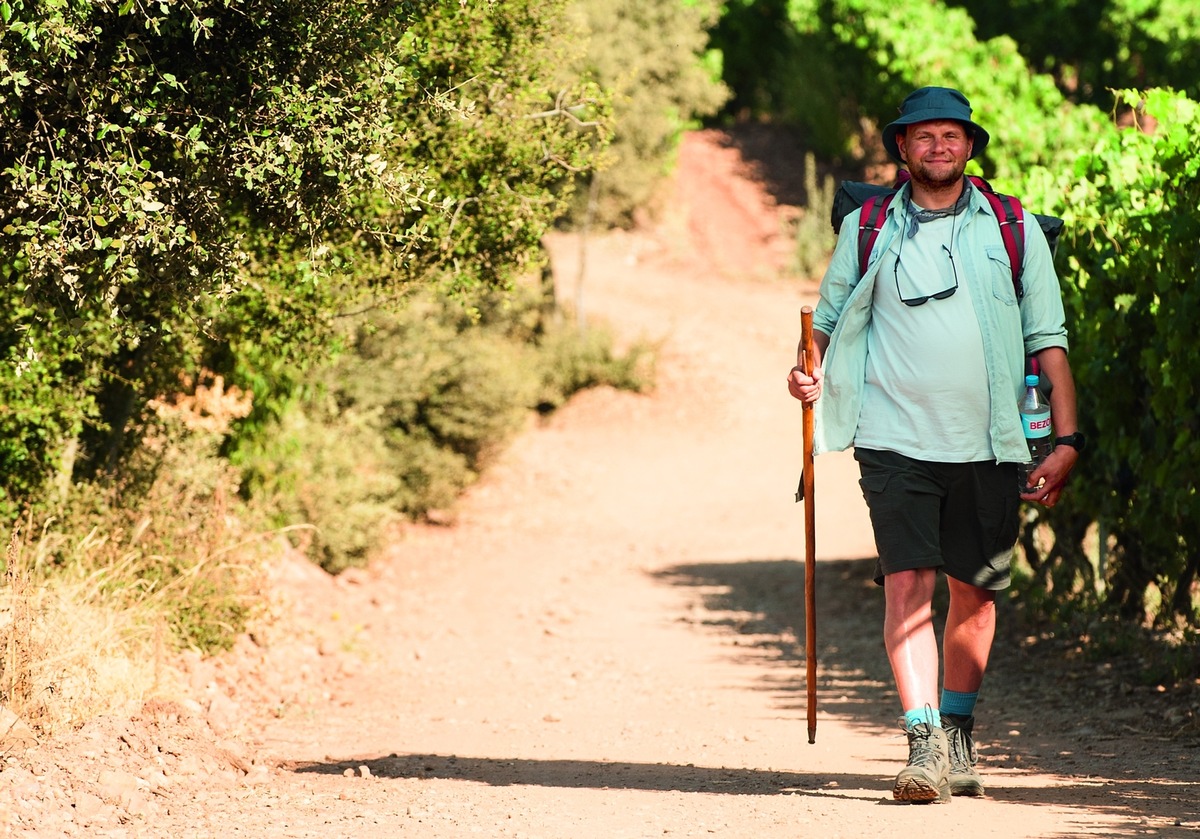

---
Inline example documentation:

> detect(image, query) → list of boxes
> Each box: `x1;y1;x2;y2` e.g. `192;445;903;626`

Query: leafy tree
0;0;422;321
567;0;729;224
207;0;611;454
1;0;611;513
772;0;1108;177
1025;89;1200;630
948;0;1200;106
0;0;435;511
709;0;793;118
378;0;608;290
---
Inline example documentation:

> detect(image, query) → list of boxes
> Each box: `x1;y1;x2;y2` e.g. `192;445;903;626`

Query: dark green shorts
854;448;1019;590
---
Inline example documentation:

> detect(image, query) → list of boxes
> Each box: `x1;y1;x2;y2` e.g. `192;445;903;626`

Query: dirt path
4;129;1197;837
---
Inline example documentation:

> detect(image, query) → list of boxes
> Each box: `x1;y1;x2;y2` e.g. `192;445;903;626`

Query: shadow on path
291;753;888;798
654;557;895;727
280;555;1195;836
654;557;1200;835
285;752;1184;837
710;123;864;211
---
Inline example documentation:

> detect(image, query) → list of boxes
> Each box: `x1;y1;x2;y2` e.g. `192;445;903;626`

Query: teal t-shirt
855;211;993;462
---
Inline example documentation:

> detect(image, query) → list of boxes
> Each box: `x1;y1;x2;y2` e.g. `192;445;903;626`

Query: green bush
534;320;655;413
714;0;1106;176
711;1;850;157
1018;89;1200;631
567;0;729;225
239;406;427;574
238;283;654;573
0;0;609;519
949;0;1200;107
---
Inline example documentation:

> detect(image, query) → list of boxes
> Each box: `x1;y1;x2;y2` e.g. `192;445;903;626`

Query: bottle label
1022;414;1052;437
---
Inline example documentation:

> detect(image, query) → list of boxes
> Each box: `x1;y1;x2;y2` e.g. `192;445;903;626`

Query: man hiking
787;86;1082;803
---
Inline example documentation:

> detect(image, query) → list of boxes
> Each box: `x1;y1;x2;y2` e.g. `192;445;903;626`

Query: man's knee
885;568;938;605
947;576;997;607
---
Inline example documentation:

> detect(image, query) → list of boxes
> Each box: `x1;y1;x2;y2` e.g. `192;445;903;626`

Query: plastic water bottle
1018;373;1053;492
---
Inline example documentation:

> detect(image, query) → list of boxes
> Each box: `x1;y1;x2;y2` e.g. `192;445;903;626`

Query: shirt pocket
985;246;1019;306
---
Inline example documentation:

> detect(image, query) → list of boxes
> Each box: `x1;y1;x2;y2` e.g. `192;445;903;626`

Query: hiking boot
892;721;951;804
941;713;984;797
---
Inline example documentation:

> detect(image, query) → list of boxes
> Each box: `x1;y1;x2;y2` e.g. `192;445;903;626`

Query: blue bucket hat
882;86;990;162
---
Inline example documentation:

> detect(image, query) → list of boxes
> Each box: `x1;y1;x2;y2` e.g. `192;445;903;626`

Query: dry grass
1;517;165;737
0;373;271;737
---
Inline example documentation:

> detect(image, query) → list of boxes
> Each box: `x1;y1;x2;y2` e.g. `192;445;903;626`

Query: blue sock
940;689;978;718
903;706;941;729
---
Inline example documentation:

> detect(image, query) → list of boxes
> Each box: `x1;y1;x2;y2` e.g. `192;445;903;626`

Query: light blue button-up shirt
813;180;1069;463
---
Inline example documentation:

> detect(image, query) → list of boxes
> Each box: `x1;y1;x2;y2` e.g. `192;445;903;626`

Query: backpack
829;172;1064;301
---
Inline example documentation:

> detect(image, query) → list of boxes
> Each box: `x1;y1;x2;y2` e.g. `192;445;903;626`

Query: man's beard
908;160;966;191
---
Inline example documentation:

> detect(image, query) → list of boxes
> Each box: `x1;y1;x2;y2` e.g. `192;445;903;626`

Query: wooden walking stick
799;306;818;744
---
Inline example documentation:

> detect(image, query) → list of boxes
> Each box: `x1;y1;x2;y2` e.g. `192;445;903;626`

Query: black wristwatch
1054;432;1086;452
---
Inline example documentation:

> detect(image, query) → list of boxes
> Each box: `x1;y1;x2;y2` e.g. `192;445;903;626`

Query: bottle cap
1025;374;1039;387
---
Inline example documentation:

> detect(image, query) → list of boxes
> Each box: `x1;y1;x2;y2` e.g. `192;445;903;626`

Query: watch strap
1054;433;1086;452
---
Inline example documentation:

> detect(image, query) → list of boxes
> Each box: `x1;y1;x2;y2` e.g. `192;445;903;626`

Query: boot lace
904;721;942;769
943;719;977;771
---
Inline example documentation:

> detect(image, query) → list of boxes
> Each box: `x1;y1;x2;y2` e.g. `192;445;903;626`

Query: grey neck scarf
903;179;971;238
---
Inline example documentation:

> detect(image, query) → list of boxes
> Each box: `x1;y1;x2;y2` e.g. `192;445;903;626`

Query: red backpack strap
976;184;1027;300
856;193;895;277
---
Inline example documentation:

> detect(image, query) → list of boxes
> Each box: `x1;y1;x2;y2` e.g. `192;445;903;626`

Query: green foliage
775;0;1108;177
0;0;433;512
1022;89;1200;629
533;321;655;413
949;0;1200;106
234;289;535;572
0;0;422;319
200;231;357;451
377;0;608;292
239;285;654;573
205;0;610;446
1011;545;1200;685
0;0;612;516
711;1;849;155
0;281;119;517
568;0;729;224
239;399;446;575
710;0;794;118
712;0;1112;175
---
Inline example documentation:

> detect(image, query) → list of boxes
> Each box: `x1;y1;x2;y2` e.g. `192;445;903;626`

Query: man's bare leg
942;576;996;693
884;567;950;803
884;567;940;711
939;577;996;797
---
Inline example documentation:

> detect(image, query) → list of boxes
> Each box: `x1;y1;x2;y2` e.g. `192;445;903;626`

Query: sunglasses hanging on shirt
893;194;961;307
